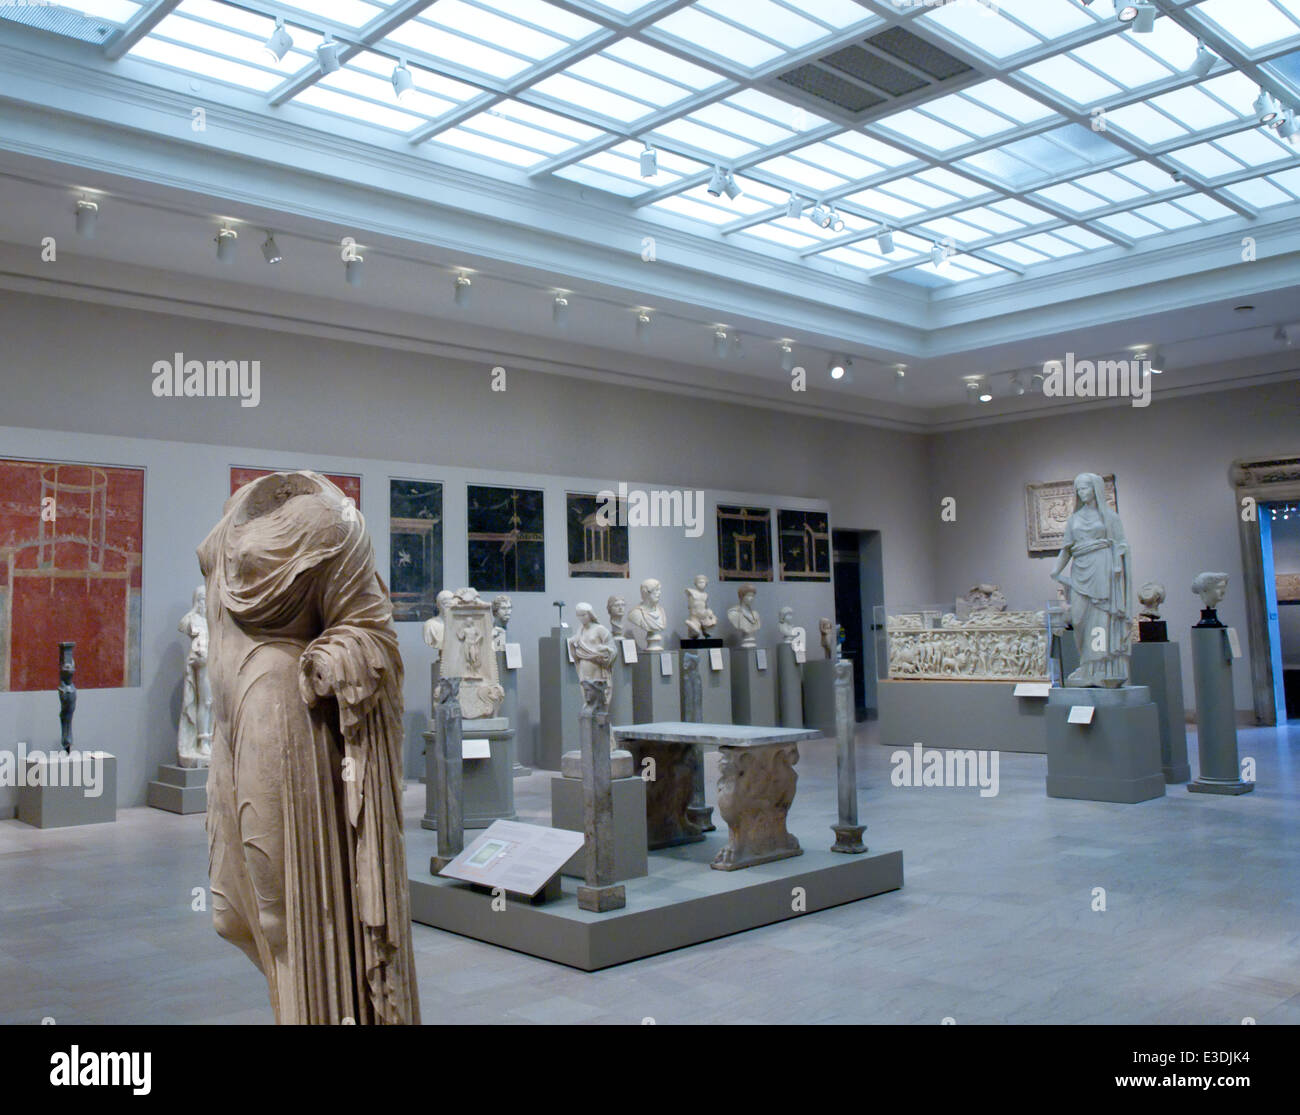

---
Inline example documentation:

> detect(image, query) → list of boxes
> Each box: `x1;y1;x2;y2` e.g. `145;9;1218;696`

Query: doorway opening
1261;500;1300;722
832;528;884;723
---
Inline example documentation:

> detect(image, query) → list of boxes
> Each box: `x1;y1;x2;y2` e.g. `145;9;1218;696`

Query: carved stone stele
441;589;504;719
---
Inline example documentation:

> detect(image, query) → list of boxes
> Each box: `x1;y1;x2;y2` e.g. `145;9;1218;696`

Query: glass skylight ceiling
7;0;1300;291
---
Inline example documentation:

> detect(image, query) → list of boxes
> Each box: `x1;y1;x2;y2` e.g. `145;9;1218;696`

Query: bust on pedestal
1187;573;1253;795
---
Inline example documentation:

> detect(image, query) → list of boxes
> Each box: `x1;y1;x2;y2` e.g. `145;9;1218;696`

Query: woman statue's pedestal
1045;686;1165;803
1188;626;1254;795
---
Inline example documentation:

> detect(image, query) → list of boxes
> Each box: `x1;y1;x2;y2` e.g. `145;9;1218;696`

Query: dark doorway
833;528;885;722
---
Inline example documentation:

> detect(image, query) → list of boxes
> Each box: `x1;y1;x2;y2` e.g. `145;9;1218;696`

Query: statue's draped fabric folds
198;471;420;1025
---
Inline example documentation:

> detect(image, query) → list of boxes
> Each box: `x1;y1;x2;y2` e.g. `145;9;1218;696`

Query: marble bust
777;606;796;643
727;583;762;648
627;578;667;652
1138;581;1165;619
684;574;718;639
421;589;456;650
1192;572;1228;627
491;593;511;653
569;603;618;706
606;594;626;639
819;617;835;659
1049;472;1132;687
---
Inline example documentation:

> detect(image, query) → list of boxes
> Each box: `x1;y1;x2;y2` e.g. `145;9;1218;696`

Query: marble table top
611;722;821;747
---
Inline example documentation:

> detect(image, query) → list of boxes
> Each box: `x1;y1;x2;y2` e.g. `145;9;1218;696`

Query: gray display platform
801;658;838;734
146;763;208;814
423;720;517;831
17;751;117;828
409;824;903;971
1188;625;1254;796
688;647;732;724
731;647;777;727
776;643;803;728
551;774;648;882
878;679;1049;754
537;628;579;771
1130;641;1191;783
631;650;680;723
1045;686;1165;804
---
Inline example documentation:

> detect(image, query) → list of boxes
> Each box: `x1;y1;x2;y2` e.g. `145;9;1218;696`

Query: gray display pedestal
423;718;517;831
1188;626;1254;795
610;651;635;730
878;679;1049;754
551;774;648;882
146;763;208;814
18;751;117;828
732;647;777;727
537;627;579;771
1045;687;1164;803
776;643;803;728
631;649;680;724
495;648;530;774
1051;629;1080;686
689;647;732;724
802;658;839;735
1130;641;1191;783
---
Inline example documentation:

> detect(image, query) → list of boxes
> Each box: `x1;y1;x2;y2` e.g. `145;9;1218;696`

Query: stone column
681;650;715;832
830;658;867;853
577;679;626;912
429;678;465;873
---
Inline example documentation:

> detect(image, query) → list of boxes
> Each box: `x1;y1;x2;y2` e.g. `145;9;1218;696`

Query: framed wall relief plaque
1025;475;1118;555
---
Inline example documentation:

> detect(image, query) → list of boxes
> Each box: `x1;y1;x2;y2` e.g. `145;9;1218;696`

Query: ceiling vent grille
0;5;116;43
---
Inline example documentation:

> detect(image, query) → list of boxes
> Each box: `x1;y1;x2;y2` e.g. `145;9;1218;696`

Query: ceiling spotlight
829;355;850;381
1277;109;1298;140
1117;5;1139;23
345;255;364;286
392;60;414;100
827;207;845;233
930;242;947;267
552;293;569;327
74;196;98;238
635;311;651;342
639;144;657;179
893;364;907;394
706;165;728;197
215;224;238;262
1255;89;1279;124
979;390;993;403
779;342;794;373
262;17;293;62
723;172;742;200
809;204;832;229
1189;41;1216;78
1010;371;1027;396
261;232;282;264
454;272;472;307
965;381;981;405
1130;2;1155;33
316;35;341;74
713;328;729;358
877;226;895;254
786;193;806;219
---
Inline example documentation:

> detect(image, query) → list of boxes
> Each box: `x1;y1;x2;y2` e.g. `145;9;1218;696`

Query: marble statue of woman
421;589;456;650
627;578;668;651
198;471;420;1025
684;574;718;638
177;585;213;768
727;583;762;648
490;593;511;653
819;617;835;659
1050;472;1133;687
569;603;618;709
606;595;626;639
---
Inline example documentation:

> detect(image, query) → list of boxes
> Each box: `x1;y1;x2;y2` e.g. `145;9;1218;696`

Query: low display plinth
146;763;208;814
17;751;117;828
1045;686;1165;804
422;719;517;832
878;679;1049;754
731;647;777;727
1130;641;1191;783
409;824;904;971
551;774;648;882
776;643;803;728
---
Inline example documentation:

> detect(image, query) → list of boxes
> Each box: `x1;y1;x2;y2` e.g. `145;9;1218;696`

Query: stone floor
1;722;1297;1025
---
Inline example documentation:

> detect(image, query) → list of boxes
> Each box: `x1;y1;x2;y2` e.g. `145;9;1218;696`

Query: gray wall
928;382;1300;711
0;291;935;810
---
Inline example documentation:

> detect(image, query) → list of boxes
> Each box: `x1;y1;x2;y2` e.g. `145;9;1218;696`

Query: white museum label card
462;738;491;759
504;642;523;670
794;647;806;664
437;820;584;896
1068;705;1096;725
1226;627;1242;659
659;653;674;678
756;649;768;671
565;639;575;663
1014;682;1051;698
709;647;724;671
621;638;638;664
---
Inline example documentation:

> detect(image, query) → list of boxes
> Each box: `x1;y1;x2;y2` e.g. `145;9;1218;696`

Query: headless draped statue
1050;472;1132;687
199;471;419;1025
177;585;213;768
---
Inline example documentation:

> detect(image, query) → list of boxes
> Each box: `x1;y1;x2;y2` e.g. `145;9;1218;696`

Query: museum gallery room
1;0;1299;1042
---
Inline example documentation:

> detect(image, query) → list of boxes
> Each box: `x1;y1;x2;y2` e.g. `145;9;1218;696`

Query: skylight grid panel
751;155;846;193
564;55;693;109
989;197;1052;225
875;110;975;153
1053;225;1110;250
689;103;796;146
993;0;1092;40
1017;233;1082;257
275;0;381;29
1019;55;1123;107
1105;102;1189;145
915;167;988;198
919;93;1019;138
1070;34;1175;89
1214;128;1298;167
1171;192;1235;220
795;0;879;31
890;229;937;255
468;110;588;153
790;143;887;181
651;193;743;225
726;89;828;130
74;0;141;22
1032;182;1107;213
1120;13;1201;71
531;74;657;123
988;241;1049;266
126;37;284;91
553;165;650;195
580;149;655;181
825;131;913;166
423;0;568;60
911;261;984;284
764;215;844;243
698;0;828;49
920;216;994;245
955;148;1043;189
1147;85;1237;130
386;22;534;79
1112;161;1179;191
677;181;774;215
434;127;550;165
1130;201;1200;229
740;223;820;250
651;9;785;68
585;0;660;14
922;3;1040;59
154;12;321;69
841;188;922;219
950;205;1024;235
604;40;724;90
175;0;277;38
1169;142;1245;177
731;177;791;206
320;70;458;119
965;80;1057;123
1194;0;1300;52
1223;175;1295;206
953;254;1006;275
1200;72;1266;117
1095;210;1164;237
652;118;756;160
1072;169;1147;201
819;246;896;271
876;177;961;212
478;0;602;40
493;100;604;140
293;85;428;130
1266;165;1300;196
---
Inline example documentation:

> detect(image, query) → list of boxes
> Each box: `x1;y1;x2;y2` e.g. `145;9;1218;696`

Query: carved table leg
622;739;704;849
711;742;802;871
